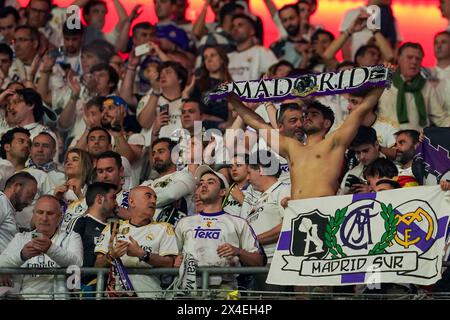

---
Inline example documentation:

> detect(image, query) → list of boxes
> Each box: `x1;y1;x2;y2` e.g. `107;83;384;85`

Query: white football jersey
95;220;178;298
246;181;290;261
0;192;17;253
175;211;261;283
0;230;83;299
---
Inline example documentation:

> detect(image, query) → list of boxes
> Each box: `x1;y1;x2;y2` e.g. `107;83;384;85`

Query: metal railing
2;265;450;300
0;266;270;299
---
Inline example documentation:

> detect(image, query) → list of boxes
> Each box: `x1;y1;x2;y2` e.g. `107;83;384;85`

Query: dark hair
268;60;294;77
0;43;13;61
231;13;257;33
151;137;177;153
218;2;244;26
34;131;56;150
435;30;450;40
248;150;281;178
63;20;84;36
311;29;335;43
85;181;117;207
81;40;115;64
86;96;105;112
279;3;299;15
132;22;153;35
198;45;232;92
277;103;302;124
90;63;119;93
0;127;30;159
354;44;380;63
375;178;401;189
350;126;378;148
394;129;420;145
4;171;37;190
87;126;111;144
15;88;44;122
398;42;424;56
15;25;40;42
305;100;335;133
158;61;188;90
97;150;122;169
337;60;357;71
232;153;250;164
0;6;20;22
182;98;205;114
363;158;398;179
83;0;107;21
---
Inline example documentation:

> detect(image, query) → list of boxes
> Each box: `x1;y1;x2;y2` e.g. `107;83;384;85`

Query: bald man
94;186;178;298
0;195;83;299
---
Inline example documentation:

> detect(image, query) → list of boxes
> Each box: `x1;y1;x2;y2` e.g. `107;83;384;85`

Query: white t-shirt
246;181;289;262
0;230;83;299
0;158;15;190
94;219;178;298
16;167;56;231
228;46;278;82
432;65;450;113
0;192;17;253
175;210;261;284
136;93;183;144
141;169;196;225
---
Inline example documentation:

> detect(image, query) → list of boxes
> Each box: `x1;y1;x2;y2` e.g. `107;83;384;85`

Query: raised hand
129;4;143;22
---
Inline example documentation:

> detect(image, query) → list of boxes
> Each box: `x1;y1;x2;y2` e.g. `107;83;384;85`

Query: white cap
194;165;230;190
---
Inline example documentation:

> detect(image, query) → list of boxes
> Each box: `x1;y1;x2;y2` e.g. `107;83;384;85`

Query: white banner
267;186;450;286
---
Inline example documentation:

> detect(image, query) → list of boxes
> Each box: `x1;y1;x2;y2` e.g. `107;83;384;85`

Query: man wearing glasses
8;26;40;84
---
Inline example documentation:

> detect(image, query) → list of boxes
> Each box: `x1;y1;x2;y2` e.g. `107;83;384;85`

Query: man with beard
68;182;118;295
229;85;385;200
270;4;307;67
250;101;305;184
0;128;56;230
100;96;144;167
393;129;420;187
0;172;37;253
141;138;196;227
227;13;277;82
54;23;84;76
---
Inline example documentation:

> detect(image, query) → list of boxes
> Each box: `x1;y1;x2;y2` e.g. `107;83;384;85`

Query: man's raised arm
226;93;293;159
333;86;385;148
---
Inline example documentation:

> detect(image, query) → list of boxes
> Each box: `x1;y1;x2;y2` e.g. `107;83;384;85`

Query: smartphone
32;231;43;239
159;104;169;114
116;234;130;243
49;47;63;59
135;43;151;57
58;62;72;71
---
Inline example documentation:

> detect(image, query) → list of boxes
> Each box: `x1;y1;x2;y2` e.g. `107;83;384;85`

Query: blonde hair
64;148;93;185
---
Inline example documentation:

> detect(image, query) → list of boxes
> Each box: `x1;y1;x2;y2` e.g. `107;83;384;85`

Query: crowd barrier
2;264;450;300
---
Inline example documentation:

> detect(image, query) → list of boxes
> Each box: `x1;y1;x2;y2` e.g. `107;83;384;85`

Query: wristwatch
139;248;152;263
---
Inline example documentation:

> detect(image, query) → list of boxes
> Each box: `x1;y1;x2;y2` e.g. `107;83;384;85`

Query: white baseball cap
194;165;230;190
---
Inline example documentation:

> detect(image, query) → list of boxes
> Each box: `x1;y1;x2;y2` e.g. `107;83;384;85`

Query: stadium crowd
0;0;449;299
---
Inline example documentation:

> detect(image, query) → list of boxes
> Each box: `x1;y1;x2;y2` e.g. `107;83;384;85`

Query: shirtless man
227;86;386;200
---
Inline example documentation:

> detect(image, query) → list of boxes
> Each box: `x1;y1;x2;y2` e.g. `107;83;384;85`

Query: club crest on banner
270;187;450;286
